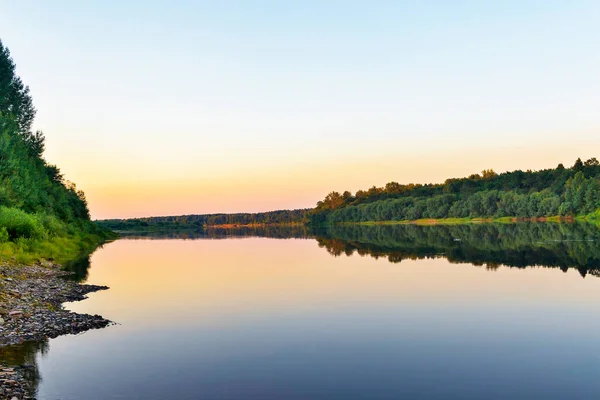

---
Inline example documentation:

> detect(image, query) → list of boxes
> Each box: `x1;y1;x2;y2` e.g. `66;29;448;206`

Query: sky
1;1;599;219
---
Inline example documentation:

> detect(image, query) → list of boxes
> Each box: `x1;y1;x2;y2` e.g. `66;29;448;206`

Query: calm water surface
7;224;600;399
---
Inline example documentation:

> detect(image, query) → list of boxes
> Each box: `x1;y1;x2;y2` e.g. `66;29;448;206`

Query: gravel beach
0;260;112;399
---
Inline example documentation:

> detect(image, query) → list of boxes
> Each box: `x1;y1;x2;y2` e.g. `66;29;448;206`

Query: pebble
0;261;113;398
0;366;33;399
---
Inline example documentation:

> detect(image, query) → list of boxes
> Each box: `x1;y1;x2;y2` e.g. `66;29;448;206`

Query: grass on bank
579;209;600;223
0;206;116;265
343;215;582;226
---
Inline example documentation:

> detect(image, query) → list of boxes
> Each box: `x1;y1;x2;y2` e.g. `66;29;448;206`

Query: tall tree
0;40;36;137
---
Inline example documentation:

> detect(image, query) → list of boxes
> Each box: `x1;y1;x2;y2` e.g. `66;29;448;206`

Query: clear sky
1;1;599;219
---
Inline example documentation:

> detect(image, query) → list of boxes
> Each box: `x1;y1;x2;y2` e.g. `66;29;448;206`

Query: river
4;223;600;399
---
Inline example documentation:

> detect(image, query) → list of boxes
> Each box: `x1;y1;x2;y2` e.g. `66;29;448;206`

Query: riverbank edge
0;259;113;399
0;365;34;399
330;215;592;226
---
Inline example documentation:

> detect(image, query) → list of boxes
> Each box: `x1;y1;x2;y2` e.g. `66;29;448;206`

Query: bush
37;213;67;236
0;227;8;242
0;206;48;240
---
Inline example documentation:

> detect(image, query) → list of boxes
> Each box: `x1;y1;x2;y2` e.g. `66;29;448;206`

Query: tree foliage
311;161;600;224
0;39;93;228
98;209;310;232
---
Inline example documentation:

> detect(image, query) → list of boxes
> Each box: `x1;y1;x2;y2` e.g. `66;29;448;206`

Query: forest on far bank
97;209;310;232
309;158;600;225
100;157;600;231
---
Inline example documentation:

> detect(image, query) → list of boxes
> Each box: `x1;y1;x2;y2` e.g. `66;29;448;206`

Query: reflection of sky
2;2;600;218
36;238;600;399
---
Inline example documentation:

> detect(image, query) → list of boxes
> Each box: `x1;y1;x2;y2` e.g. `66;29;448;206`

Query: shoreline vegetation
309;159;600;226
97;213;594;233
96;209;310;233
0;38;116;397
342;215;576;225
98;157;600;233
0;39;116;264
109;218;575;231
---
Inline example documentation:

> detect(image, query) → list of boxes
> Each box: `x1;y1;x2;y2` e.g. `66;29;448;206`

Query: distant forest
309;158;600;225
100;158;600;231
98;209;310;232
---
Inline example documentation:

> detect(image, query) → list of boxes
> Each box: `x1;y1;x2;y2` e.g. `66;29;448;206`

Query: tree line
103;158;600;231
0;40;91;222
310;159;600;224
0;39;108;261
98;209;311;232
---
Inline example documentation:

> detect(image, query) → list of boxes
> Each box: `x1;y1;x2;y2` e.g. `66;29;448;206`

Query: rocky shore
0;260;112;399
0;366;33;400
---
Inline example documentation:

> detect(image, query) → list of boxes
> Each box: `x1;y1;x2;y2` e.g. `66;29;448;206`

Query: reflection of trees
62;253;93;282
314;223;600;277
61;242;109;282
119;225;311;240
0;339;48;397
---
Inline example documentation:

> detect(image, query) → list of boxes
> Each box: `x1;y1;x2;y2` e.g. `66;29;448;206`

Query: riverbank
0;365;33;399
0;259;112;398
343;215;579;226
0;260;111;346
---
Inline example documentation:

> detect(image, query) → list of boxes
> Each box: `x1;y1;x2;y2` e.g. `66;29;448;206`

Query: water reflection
121;222;600;278
315;222;600;277
61;242;111;282
118;225;310;240
0;339;47;395
3;222;600;399
61;253;93;282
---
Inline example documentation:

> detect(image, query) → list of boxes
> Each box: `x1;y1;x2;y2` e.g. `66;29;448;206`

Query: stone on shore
0;260;113;398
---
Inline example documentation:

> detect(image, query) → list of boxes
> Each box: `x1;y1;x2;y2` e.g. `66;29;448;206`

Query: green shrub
0;206;48;240
0;227;9;242
36;213;67;236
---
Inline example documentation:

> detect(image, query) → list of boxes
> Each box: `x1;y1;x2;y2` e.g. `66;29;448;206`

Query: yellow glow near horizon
3;2;600;219
68;142;594;219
